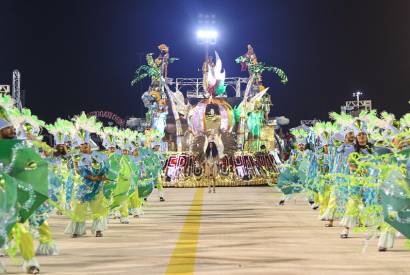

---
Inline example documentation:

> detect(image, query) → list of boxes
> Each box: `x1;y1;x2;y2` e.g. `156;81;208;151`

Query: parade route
2;1;410;275
3;187;410;275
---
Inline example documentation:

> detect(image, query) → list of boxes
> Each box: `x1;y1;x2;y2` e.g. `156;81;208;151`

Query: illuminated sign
87;111;125;126
163;152;279;184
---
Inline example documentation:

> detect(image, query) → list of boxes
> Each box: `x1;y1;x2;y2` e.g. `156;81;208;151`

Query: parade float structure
131;44;287;187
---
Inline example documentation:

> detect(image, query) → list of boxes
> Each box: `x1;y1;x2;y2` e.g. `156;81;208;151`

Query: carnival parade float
130;44;288;187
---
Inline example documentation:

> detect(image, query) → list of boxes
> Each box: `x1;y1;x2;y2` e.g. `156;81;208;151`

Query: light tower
196;13;218;93
196;13;218;61
352;90;363;109
341;90;372;115
12;69;23;110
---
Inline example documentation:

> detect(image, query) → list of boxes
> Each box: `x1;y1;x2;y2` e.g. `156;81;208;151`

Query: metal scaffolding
341;100;372;114
171;77;248;98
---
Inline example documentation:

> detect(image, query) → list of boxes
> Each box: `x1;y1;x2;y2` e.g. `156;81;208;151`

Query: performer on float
64;113;109;238
202;55;214;93
244;44;261;85
235;44;288;91
158;44;170;79
203;132;223;193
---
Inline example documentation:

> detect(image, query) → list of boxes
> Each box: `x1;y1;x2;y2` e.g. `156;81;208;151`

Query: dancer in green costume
277;128;310;205
0;95;49;274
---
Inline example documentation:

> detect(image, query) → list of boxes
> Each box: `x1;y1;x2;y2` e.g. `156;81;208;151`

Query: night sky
1;0;409;127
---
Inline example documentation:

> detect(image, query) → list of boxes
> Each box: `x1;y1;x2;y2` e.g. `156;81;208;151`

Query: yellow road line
166;188;205;275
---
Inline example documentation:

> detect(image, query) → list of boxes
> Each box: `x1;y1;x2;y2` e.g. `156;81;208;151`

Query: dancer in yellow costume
64;113;109;238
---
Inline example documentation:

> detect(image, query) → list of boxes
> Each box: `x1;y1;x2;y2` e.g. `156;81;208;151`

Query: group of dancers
277;109;410;252
0;94;165;274
1;90;409;273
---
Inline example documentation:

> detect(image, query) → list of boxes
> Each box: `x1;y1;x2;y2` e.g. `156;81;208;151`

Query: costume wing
220;131;237;156
247;87;269;113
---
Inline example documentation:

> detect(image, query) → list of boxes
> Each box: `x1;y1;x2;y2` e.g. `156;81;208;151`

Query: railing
344;100;372;110
0;85;10;94
168;77;248;98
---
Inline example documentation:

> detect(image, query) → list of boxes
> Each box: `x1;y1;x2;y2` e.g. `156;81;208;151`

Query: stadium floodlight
352;90;363;103
196;29;218;45
196;13;218;76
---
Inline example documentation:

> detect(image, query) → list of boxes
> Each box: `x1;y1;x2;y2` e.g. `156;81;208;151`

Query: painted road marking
166;188;205;275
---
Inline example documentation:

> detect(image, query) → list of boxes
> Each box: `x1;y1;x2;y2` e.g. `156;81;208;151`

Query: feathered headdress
312;121;337;146
348;110;369;135
400;113;410;131
135;132;146;147
290;128;309;145
329;112;356;136
144;128;164;148
46;118;75;146
130;132;142;150
72;112;102;146
357;111;383;143
311;122;325;145
380;111;399;137
151;130;165;148
158;43;169;53
116;128;137;151
100;127;119;149
0;94;14;130
359;110;380;135
8;107;45;140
